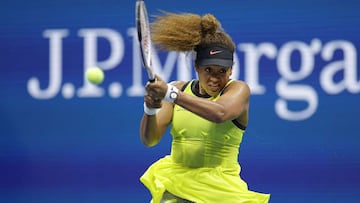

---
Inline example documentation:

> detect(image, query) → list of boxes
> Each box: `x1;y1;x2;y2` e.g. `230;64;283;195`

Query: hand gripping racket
136;0;155;83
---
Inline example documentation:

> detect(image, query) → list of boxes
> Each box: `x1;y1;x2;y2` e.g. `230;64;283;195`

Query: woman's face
195;65;232;97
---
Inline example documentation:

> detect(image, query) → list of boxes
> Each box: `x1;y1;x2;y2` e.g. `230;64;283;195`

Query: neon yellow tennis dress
141;80;270;203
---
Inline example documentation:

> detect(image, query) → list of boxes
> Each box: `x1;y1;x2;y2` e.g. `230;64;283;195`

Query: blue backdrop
1;0;359;202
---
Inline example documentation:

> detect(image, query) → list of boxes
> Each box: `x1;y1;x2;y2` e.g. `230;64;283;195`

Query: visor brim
196;58;233;68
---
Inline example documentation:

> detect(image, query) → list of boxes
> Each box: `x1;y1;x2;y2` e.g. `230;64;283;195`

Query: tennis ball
86;67;104;85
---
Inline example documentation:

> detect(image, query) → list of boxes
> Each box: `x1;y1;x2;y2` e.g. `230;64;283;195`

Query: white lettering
127;28;144;96
320;40;360;94
26;27;359;122
27;29;69;99
275;39;319;120
238;43;277;94
77;28;124;97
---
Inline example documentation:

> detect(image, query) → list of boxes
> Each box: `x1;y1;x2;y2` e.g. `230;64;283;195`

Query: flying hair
150;12;235;52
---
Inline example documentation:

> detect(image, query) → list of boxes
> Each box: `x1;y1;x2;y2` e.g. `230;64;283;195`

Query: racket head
136;0;155;82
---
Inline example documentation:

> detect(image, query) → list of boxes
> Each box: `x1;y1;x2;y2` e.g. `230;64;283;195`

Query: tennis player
140;12;270;203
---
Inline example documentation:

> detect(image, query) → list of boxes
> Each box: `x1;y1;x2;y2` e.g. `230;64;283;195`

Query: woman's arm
139;79;185;147
146;76;250;124
140;77;250;146
175;80;250;123
140;101;173;147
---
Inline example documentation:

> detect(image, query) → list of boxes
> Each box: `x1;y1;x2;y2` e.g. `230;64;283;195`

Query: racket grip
148;78;156;83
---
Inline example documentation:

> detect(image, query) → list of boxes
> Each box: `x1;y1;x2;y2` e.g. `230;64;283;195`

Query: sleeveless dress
140;80;270;203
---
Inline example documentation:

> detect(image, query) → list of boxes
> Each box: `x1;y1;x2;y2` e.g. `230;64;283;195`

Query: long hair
151;12;235;53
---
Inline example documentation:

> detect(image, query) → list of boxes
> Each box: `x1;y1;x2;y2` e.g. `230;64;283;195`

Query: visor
195;45;234;67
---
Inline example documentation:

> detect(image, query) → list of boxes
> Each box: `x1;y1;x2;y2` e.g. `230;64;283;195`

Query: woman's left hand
145;75;168;101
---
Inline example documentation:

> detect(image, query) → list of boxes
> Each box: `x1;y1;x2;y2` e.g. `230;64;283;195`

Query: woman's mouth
208;84;220;92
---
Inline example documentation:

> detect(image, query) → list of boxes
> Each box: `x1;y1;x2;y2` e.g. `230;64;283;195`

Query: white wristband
164;84;179;103
143;102;159;115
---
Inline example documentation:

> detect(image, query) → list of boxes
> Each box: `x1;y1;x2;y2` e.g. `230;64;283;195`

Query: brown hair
150;12;235;53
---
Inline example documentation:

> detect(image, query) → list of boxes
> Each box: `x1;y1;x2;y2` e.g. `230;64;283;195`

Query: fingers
145;76;167;99
144;75;166;108
144;94;162;109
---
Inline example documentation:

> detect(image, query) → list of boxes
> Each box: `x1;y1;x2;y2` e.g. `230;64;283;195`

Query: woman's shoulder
229;79;249;88
226;80;251;94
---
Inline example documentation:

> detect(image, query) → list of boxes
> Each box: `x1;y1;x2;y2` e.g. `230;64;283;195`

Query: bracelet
143;102;159;115
163;83;179;103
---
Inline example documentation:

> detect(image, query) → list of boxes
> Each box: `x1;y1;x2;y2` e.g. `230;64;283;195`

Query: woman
140;12;270;203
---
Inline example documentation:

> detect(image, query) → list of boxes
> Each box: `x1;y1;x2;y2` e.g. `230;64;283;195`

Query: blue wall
1;0;359;202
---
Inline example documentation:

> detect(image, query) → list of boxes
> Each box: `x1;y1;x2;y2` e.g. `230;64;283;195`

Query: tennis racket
136;0;155;83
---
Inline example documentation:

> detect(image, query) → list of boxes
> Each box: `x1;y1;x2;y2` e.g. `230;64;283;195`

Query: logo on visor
209;50;223;55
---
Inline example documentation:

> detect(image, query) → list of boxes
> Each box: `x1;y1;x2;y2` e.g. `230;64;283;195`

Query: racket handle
148;78;156;83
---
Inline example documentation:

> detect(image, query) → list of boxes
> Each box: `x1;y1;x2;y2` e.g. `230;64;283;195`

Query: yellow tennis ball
86;67;104;85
